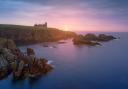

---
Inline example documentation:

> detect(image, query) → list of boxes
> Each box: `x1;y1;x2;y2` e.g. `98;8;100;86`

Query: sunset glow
0;0;128;32
0;1;128;89
62;25;70;31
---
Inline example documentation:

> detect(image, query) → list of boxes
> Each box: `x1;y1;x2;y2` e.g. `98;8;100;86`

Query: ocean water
0;32;128;89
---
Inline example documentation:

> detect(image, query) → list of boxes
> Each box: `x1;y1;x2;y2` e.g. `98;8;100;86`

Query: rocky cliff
0;47;53;80
0;24;76;45
0;37;16;49
0;36;53;80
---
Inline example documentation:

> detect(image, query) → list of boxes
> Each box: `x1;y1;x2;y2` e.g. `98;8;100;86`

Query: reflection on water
0;32;128;89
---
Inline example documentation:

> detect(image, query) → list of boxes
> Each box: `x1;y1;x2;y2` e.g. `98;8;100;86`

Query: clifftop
0;24;76;45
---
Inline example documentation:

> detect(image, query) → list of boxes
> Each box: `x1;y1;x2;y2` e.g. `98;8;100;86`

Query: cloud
6;0;127;20
7;0;128;9
0;0;128;31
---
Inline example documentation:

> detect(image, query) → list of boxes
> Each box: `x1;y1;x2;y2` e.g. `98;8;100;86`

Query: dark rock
84;33;116;42
28;59;53;78
12;60;25;80
0;69;11;80
42;44;49;47
0;47;53;80
73;33;116;46
73;35;101;46
84;34;98;41
0;49;12;80
27;48;35;56
97;34;116;41
57;41;66;44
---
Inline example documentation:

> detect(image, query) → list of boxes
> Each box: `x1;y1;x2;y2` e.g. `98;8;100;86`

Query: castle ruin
34;22;47;29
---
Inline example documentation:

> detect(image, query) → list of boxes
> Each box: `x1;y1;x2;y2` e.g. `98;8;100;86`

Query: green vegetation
0;24;53;80
0;24;76;45
0;24;34;31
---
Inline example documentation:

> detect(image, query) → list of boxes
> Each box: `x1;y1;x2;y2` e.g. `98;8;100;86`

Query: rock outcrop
97;34;116;41
84;34;116;41
0;48;53;80
73;35;101;46
73;34;116;46
0;37;16;49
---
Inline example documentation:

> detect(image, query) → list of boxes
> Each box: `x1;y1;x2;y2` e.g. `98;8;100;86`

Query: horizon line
0;23;128;33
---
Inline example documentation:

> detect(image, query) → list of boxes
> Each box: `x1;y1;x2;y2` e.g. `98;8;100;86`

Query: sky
0;0;128;32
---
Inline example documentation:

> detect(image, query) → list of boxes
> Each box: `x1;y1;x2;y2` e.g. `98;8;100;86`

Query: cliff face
0;24;76;45
0;26;54;80
0;37;16;49
0;47;53;80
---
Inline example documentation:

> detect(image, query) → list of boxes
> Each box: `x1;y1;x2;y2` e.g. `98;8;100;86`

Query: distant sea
0;32;128;89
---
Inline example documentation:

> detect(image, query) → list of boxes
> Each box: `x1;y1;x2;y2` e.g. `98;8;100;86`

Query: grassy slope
0;24;74;33
0;24;76;45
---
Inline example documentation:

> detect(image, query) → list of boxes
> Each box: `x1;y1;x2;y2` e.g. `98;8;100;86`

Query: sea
0;32;128;89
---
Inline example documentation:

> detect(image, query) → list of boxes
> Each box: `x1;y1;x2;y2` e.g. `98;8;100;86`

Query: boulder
12;60;25;80
28;59;53;78
1;48;15;62
27;48;35;56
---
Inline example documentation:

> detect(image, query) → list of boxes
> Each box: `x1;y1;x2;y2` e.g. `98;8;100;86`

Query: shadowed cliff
0;24;76;45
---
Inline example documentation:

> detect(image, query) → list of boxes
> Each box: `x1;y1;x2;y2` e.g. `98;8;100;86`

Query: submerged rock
57;41;66;44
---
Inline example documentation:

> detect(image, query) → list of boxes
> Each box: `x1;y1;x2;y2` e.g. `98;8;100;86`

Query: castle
34;22;47;29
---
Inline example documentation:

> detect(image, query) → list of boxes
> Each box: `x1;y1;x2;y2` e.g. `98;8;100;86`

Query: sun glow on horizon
62;25;71;31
